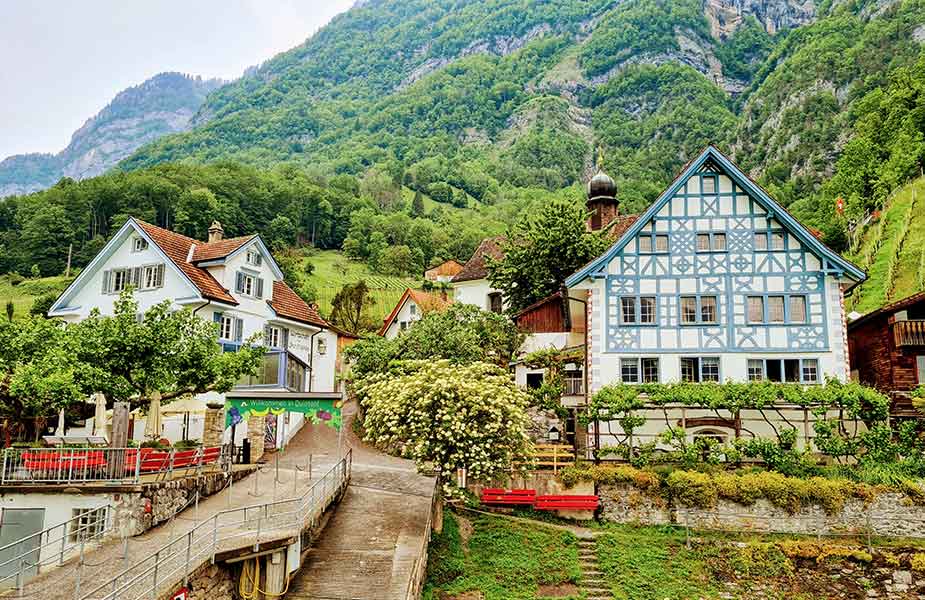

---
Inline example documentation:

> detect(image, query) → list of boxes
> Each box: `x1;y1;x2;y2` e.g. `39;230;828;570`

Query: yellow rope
237;556;291;599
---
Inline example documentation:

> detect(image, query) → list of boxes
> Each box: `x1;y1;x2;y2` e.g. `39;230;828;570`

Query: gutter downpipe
563;286;597;464
307;328;322;392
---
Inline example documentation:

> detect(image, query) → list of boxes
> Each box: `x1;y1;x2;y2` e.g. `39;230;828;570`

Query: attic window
246;250;262;266
132;238;148;252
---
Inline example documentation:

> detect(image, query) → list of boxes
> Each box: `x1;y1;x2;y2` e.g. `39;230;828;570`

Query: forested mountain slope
0;73;222;197
2;0;925;319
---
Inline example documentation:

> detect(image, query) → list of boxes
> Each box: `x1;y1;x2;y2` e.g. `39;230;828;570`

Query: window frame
695;232;727;253
680;356;720;383
139;264;164;291
637;233;669;255
220;315;235;341
744;294;809;324
747;358;820;384
132;238;149;253
680;295;719;325
619;295;657;325
245;250;262;266
701;174;717;195
619;357;660;384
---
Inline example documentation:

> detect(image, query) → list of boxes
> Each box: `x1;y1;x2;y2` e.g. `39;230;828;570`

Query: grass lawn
301;249;417;323
0;274;73;319
423;511;583;600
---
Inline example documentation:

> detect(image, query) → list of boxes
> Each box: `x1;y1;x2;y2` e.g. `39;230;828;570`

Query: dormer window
246;250;262;267
235;271;264;298
132;238;148;252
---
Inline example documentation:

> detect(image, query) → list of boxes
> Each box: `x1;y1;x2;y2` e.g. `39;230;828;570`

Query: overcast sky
0;1;354;159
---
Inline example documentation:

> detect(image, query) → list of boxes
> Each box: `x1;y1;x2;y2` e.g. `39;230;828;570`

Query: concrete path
282;400;437;600
19;458;340;600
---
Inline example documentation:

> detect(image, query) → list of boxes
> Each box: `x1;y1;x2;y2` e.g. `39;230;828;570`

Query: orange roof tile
379;288;451;336
451;237;505;283
425;260;465;280
135;220;237;305
268;280;329;328
192;236;257;262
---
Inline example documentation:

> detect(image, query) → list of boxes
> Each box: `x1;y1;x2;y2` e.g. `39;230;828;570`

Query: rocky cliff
0;72;222;197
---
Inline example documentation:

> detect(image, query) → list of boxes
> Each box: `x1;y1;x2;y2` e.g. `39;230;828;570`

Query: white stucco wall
382;298;421;340
452;279;503;311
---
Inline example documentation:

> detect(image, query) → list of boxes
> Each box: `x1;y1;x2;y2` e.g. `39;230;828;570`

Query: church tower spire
586;149;618;231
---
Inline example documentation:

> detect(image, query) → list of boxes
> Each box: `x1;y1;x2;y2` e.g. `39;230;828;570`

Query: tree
344;303;523;379
174;188;219;239
69;291;265;410
488;198;607;312
411;189;425;217
378;245;416;276
18;204;75;276
355;360;532;492
4;301;12;322
267;215;296;250
330;280;374;334
0;316;86;441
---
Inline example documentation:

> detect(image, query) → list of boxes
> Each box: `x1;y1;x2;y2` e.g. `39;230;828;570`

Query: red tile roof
191;236;257;262
379;288;451;336
425;259;465;280
451;237;505;283
135;220;238;305
268;280;329;328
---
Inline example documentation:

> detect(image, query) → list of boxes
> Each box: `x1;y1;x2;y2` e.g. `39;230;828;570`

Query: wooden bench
480;488;537;506
534;495;599;511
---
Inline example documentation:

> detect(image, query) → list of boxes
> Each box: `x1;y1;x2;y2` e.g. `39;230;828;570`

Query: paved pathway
282;400;437;600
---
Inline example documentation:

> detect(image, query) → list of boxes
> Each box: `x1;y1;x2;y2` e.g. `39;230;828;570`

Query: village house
379;287;451;339
847;291;925;416
425;259;464;283
450;237;506;312
48;218;341;455
565;146;866;454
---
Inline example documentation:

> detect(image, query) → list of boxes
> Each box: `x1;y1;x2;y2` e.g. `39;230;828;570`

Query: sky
0;0;354;159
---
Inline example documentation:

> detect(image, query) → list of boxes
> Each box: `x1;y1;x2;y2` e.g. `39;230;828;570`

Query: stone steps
577;538;611;600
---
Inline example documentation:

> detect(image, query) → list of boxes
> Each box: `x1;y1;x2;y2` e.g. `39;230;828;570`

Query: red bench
480;488;537;506
534;495;599;511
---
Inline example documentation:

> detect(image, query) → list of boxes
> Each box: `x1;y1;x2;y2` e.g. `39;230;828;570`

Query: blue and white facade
567;147;866;450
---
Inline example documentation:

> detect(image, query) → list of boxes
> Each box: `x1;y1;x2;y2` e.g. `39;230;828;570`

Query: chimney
207;221;224;243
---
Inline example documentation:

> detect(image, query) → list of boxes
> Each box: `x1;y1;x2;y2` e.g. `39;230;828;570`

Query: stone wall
599;485;925;538
112;467;254;537
246;414;265;464
202;405;224;448
182;562;236;600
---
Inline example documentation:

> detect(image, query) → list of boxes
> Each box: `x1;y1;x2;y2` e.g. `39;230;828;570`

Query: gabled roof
425;259;465;280
134;220;237;304
267;280;328;328
451;237;505;283
191;235;257;262
847;291;925;330
379;288;451;336
565;145;867;288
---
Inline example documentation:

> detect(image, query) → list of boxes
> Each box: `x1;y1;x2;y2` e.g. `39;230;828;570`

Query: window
696;232;726;252
245;250;262;266
789;296;807;323
264;326;287;349
746;295;808;324
681;296;718;324
399;321;408;331
619;358;660;384
747;296;764;323
754;232;768;251
220;315;235;340
140;264;164;290
238;352;281;387
286;354;306;392
620;296;656;324
409;303;417;316
488;292;503;313
748;358;820;383
639;297;656;324
681;357;720;382
70;508;106;543
235;271;264;298
132;238;148;252
638;233;669;254
526;373;544;389
105;268;132;294
747;359;765;381
918;356;925;384
771;232;785;250
702;176;716;194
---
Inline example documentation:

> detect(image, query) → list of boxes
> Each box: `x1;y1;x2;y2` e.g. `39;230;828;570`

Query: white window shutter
256;278;264;298
156;264;165;288
234;318;244;342
235;271;245;293
264;325;272;346
131;267;141;288
101;270;111;294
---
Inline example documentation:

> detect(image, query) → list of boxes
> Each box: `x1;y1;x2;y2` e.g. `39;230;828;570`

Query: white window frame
140;264;164;291
680;356;720;382
748;358;820;384
132;238;148;253
745;294;808;324
266;326;282;349
681;295;718;325
220;316;235;341
246;250;262;266
111;268;131;293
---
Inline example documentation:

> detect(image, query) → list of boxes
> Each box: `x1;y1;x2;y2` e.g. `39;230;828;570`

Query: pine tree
411;190;425;217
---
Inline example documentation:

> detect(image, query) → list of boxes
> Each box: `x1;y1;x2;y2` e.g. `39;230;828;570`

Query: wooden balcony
892;320;925;347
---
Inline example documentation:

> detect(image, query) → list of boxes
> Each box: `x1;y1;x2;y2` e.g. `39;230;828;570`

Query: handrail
892;319;925;346
78;449;352;600
0;505;110;592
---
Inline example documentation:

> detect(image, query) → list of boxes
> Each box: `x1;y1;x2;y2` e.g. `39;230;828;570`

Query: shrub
558;463;660;492
911;553;925;572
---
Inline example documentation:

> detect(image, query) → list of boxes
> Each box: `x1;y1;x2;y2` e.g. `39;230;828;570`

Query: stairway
578;537;610;600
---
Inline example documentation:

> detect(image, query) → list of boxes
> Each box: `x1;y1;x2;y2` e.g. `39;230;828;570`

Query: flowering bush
354;360;533;492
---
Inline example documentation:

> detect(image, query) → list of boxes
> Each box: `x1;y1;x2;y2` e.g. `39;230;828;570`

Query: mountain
0;73;223;197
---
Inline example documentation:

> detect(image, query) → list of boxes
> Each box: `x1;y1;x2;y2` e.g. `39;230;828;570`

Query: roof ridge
133;218;199;245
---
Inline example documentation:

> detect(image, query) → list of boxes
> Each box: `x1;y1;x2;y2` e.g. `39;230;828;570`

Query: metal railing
78;449;352;600
0;506;110;592
0;447;226;485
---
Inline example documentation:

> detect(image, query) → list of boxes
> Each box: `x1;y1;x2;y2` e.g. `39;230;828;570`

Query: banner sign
225;398;343;430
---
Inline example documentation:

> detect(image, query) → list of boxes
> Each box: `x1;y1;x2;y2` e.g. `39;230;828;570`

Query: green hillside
847;177;925;314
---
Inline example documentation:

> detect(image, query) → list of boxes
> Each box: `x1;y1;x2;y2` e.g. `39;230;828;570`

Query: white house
379;288;450;339
450;237;506;312
49;218;340;452
565;146;867;453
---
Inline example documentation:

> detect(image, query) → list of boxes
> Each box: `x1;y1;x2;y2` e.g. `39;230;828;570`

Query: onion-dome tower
587;151;619;231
